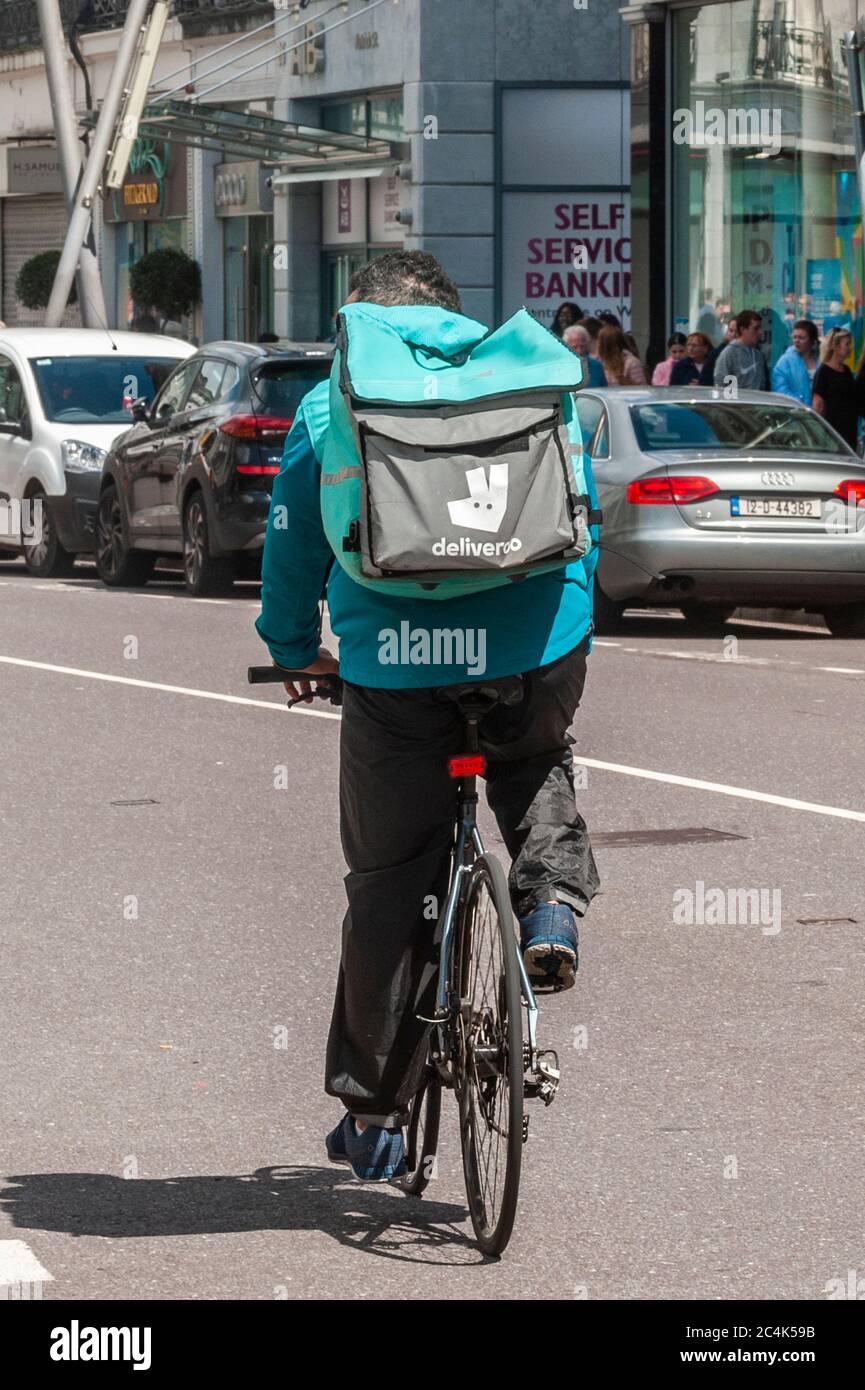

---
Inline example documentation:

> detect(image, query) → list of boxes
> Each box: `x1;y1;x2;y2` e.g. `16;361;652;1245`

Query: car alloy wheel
96;489;124;580
184;495;206;589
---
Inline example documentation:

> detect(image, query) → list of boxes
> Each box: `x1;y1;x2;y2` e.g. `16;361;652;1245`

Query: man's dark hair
735;309;762;333
579;315;603;337
348;251;461;312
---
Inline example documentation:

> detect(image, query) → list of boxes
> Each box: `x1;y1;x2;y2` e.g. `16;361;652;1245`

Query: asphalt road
1;559;863;1300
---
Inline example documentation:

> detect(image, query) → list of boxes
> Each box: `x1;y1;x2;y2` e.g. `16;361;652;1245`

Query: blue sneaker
520;903;579;992
325;1112;407;1183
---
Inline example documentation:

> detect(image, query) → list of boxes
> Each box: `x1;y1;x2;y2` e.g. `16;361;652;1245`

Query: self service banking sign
501;191;632;329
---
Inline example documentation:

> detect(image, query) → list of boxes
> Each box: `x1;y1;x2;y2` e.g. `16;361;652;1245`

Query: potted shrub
129;247;201;326
15;250;78;310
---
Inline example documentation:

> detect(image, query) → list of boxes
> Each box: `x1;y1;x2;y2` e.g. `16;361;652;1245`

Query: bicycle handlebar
247;665;343;707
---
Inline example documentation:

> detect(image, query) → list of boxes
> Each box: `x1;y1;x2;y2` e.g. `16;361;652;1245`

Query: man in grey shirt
713;309;769;391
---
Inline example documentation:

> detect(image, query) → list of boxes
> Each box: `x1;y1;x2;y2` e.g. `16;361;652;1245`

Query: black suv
93;340;333;595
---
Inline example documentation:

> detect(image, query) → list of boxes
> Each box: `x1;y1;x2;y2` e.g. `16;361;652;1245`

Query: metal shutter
1;195;80;327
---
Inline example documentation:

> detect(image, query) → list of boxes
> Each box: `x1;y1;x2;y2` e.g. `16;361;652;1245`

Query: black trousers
324;637;599;1126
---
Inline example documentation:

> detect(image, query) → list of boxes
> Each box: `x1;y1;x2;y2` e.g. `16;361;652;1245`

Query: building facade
272;0;631;340
0;1;631;340
623;0;865;369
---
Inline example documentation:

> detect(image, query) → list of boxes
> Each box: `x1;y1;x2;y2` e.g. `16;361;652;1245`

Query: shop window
670;0;863;368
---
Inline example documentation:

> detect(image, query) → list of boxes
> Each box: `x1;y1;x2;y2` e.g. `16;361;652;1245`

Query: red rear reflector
219;414;294;441
448;754;487;778
237;464;280;475
834;479;865;506
626;475;719;504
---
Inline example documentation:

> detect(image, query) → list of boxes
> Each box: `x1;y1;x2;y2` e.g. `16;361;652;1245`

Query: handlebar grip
248;666;315;684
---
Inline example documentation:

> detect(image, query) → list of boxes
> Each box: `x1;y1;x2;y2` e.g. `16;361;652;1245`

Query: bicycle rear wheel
399;1067;442;1196
456;853;524;1255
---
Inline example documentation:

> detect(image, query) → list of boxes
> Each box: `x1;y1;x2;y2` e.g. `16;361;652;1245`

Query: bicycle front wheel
456;853;524;1256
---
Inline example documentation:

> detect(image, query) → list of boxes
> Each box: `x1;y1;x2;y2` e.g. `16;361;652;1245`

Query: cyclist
256;251;599;1182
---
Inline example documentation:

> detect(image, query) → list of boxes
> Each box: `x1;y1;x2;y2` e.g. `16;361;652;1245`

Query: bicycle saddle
436;674;525;714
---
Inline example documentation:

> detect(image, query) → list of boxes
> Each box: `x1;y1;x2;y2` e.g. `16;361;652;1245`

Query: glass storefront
223;215;275;342
670;0;864;368
319;93;404;336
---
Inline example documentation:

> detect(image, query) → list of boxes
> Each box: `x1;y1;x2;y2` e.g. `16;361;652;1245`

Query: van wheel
592;575;626;634
822;605;865;638
22;493;76;578
183;492;235;596
94;484;155;586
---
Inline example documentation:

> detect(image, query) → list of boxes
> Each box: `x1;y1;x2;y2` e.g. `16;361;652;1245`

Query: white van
0;328;194;576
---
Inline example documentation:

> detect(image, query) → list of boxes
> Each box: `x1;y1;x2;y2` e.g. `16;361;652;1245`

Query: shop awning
83;99;403;171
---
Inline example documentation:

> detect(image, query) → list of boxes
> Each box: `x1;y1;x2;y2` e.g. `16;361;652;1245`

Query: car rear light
219;414;294;441
833;480;865;507
626;475;719;504
237;464;280;475
448;754;487;779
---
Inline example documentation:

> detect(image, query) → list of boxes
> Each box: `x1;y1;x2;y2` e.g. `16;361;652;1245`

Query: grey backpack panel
354;396;586;579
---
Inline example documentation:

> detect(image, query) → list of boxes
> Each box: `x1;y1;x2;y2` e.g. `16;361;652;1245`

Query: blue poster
806;258;843;331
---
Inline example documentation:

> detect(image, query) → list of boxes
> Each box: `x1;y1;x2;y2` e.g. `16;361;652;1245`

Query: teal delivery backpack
320;301;600;599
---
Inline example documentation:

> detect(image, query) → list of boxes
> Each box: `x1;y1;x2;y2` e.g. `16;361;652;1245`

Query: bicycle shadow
0;1166;488;1268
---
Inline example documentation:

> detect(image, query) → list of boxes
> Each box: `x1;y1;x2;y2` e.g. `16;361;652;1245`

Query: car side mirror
0;419;24;437
131;398;151;425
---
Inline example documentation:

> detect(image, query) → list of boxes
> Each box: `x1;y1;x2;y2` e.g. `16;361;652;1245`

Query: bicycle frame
429;718;542;1065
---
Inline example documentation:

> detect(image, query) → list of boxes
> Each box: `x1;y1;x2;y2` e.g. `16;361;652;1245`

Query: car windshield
630;401;850;456
251;361;331;417
29;356;182;424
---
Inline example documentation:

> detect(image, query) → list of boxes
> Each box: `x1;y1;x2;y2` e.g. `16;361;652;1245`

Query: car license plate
730;496;822;518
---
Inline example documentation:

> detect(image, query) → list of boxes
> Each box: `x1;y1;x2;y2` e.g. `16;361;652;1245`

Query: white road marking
818;666;865;675
2;653;862;821
0;1240;54;1288
0;655;341;721
630;648;772;666
591;639;621;647
578;757;865;824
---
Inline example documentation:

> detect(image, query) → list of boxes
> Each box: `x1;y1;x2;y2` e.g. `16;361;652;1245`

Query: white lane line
0;655;341;721
617;645;860;676
4;653;864;820
28;582;236;605
578;757;865;824
591;638;621;647
0;1240;54;1288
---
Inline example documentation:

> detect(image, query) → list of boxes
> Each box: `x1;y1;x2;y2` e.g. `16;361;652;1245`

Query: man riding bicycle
256;251;599;1183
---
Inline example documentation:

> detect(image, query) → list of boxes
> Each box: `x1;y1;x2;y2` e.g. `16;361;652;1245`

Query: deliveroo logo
447;463;508;533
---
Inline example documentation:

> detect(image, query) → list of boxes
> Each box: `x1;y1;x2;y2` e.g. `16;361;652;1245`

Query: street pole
36;0;108;327
45;0;152;328
844;27;865;254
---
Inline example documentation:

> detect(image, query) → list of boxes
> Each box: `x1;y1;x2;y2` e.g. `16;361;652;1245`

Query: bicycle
248;664;561;1257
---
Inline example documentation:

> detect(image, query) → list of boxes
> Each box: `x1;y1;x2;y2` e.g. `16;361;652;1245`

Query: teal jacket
256;327;598;689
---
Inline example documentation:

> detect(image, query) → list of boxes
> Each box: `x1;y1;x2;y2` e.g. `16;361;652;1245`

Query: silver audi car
574;387;865;636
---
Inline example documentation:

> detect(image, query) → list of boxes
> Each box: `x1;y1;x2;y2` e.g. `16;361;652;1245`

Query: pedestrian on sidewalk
669;331;713;386
771;320;819;405
651;332;688;385
812;327;863;449
597;324;647;385
712;310;769;391
563;324;607;386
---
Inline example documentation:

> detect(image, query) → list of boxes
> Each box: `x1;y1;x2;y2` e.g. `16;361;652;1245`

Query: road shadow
0;1166;485;1267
